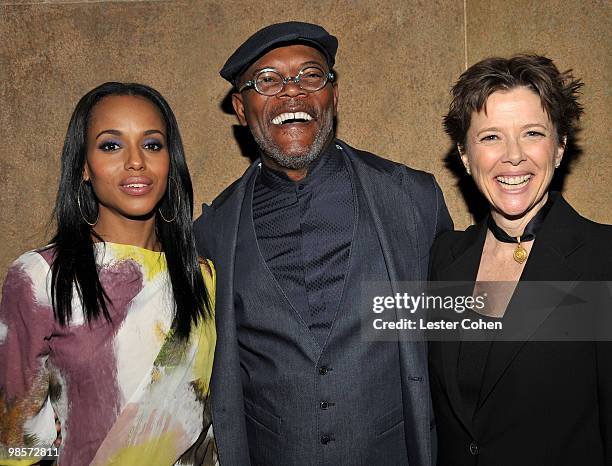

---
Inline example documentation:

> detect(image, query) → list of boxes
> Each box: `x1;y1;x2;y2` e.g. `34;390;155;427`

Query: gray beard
252;107;334;170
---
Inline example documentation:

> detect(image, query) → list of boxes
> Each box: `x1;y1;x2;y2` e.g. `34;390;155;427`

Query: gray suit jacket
194;140;453;465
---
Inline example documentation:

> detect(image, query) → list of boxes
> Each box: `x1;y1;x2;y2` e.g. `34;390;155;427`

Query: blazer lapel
341;142;434;465
213;161;261;318
340;142;419;284
209;161;260;463
476;195;585;410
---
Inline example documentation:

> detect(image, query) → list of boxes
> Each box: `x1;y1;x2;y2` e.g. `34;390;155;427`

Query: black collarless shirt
252;142;354;344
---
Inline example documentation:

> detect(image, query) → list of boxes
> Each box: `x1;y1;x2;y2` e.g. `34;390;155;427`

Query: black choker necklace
487;196;553;264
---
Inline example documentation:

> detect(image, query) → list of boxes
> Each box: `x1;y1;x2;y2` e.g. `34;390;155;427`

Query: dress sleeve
0;252;57;463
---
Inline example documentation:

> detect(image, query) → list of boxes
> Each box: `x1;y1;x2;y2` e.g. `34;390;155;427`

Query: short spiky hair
443;54;584;148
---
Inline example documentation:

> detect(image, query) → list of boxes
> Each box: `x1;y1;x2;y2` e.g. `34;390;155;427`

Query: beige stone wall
1;0;610;284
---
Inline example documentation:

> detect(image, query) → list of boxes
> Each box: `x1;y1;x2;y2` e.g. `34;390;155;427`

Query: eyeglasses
238;65;335;96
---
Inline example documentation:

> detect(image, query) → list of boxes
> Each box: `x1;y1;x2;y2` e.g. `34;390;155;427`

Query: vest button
319;366;329;375
469;441;479;456
320;434;331;445
320;401;329;410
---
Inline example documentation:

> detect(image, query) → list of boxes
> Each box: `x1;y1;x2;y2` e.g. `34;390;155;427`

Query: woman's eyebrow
95;129;121;139
144;129;165;136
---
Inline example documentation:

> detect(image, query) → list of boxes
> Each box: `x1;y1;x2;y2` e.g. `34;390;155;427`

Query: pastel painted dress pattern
0;243;217;466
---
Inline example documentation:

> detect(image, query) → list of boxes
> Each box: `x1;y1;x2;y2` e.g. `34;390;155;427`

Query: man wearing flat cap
194;21;452;465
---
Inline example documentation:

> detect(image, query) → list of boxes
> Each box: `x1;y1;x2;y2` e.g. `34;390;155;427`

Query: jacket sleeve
0;252;56;463
597;340;612;463
597;276;612;462
194;204;216;262
431;175;453;239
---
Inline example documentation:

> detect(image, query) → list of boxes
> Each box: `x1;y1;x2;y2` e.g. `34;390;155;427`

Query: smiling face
84;94;170;229
460;86;565;221
232;44;338;171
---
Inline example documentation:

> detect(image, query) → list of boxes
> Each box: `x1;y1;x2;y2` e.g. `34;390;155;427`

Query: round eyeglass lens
299;67;326;91
255;70;284;96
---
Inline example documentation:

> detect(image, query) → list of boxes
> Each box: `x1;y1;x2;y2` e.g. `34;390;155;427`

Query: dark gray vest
234;163;409;466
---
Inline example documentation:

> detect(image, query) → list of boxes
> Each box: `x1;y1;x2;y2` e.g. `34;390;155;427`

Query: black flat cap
220;21;338;86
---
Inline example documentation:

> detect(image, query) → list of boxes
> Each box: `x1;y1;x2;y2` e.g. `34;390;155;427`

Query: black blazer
428;194;612;466
195;139;453;466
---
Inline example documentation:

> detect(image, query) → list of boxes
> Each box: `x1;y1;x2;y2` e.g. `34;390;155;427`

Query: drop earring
77;179;99;227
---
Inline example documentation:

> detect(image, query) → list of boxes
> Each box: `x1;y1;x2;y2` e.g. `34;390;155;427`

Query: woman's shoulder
577;214;612;240
433;223;480;250
429;223;483;276
7;246;55;279
577;217;612;265
2;246;56;307
556;197;612;249
434;228;468;246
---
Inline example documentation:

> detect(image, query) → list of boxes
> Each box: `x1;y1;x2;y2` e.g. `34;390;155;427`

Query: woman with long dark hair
0;82;217;465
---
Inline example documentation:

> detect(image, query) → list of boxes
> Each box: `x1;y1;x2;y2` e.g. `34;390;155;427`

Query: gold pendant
513;236;528;264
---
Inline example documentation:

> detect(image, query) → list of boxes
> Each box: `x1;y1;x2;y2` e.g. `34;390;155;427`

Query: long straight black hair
51;82;210;339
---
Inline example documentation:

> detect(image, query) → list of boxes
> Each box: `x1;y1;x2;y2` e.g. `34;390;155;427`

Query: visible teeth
125;183;147;188
496;175;532;186
294;111;312;121
272;112;313;125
